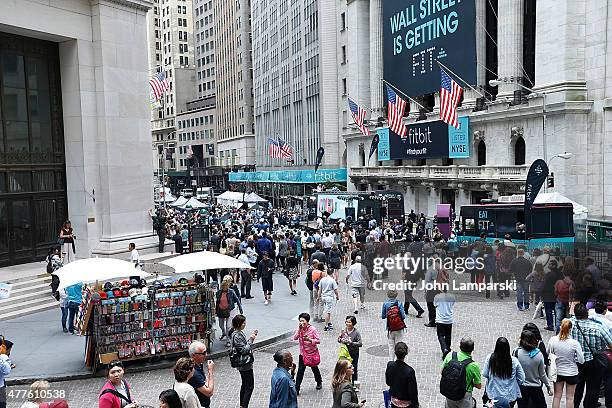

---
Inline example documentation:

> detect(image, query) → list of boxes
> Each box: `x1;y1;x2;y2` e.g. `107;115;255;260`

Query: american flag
268;138;294;161
348;97;370;136
386;85;408;136
440;68;463;129
149;71;170;101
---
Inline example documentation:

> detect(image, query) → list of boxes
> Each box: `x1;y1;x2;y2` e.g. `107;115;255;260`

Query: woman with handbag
331;359;364;408
292;312;323;395
58;220;75;264
548;319;585;408
337;315;363;382
216;276;243;347
229;314;257;408
98;360;139;408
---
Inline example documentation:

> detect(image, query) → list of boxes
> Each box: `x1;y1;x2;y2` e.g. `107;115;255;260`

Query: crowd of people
2;203;612;408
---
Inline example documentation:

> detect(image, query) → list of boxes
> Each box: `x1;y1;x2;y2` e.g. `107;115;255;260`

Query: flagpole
381;79;427;110
436;60;486;99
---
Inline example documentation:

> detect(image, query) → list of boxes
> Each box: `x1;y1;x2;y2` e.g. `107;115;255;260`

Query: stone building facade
0;0;160;265
343;0;611;218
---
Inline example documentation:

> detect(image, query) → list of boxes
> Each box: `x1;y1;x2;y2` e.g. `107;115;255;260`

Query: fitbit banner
524;159;549;238
383;0;477;96
378;119;469;160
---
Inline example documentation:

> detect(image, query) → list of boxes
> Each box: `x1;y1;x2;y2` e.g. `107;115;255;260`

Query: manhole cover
258;341;297;354
366;344;389;357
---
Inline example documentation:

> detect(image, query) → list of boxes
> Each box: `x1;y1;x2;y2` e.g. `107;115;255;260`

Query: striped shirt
570;317;612;361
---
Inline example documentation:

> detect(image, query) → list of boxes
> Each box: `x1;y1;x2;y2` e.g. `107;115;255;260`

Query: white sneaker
264;299;269;305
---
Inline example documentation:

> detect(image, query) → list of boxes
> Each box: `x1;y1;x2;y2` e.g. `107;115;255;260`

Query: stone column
85;0;160;255
497;0;524;96
369;0;384;115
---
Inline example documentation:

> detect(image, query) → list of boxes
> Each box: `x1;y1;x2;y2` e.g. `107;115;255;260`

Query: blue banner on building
377;128;391;161
448;116;470;158
229;168;348;184
383;0;477;96
384;121;450;160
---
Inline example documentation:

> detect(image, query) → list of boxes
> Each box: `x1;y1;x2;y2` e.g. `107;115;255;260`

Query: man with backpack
381;290;406;361
440;337;482;408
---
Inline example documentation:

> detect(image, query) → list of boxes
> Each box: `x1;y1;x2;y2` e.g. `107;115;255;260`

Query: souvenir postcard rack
91;282;215;370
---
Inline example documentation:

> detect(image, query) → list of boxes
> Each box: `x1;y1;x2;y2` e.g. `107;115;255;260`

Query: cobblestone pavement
6;267;557;408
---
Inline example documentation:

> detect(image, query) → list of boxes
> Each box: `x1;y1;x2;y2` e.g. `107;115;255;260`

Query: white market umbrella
53;258;150;290
161;251;252;274
170;196;189;207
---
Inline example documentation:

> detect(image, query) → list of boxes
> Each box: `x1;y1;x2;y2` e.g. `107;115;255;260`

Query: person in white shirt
128;243;140;265
589;301;612;334
173;357;203;408
433;289;456;359
238;249;253;299
318;269;339;332
346;256;369;314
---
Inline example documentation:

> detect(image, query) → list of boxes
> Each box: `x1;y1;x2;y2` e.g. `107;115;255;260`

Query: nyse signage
383;0;477;96
448;116;470;158
379;120;450;160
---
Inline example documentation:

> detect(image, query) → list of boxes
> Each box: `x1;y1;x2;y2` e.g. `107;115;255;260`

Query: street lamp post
545;152;573;192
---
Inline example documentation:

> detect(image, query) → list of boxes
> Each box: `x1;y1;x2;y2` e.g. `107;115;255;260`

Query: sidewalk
3;271;309;383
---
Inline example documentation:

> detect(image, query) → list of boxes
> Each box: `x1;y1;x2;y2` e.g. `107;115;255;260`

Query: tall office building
251;0;342;170
214;0;256;167
148;0;196;189
194;0;216;99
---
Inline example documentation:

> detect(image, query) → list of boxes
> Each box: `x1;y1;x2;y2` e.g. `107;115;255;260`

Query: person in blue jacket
270;350;298;408
65;282;83;334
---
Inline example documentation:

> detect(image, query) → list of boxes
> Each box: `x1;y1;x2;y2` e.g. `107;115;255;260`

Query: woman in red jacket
98;360;139;408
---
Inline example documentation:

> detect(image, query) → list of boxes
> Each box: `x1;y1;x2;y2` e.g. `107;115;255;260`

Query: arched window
514;137;525;165
477;141;486;166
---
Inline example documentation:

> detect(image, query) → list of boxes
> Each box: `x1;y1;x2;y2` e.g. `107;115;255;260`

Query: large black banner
387;120;449;159
524;159;549;238
383;0;477;97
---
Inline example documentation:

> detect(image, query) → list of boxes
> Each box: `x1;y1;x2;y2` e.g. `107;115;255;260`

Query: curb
5;330;295;386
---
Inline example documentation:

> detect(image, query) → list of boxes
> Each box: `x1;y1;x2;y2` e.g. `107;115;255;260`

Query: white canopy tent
178;197;208;209
53;258;150;290
160;251;252;274
244;192;268;203
159;194;177;203
534;192;588;219
216;191;247;208
170;196;189;207
501;192;589;219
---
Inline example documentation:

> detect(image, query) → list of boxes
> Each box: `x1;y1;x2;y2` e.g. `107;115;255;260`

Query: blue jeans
68;303;79;333
543;301;556;329
61;306;69;330
516;280;530;310
554;301;568;333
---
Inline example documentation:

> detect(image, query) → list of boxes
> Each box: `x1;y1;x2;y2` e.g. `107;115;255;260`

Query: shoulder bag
229;332;254;368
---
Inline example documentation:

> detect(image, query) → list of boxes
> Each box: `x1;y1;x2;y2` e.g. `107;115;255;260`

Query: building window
341;46;346;64
514;136;525;165
342;78;347;95
477;141;486;166
340;12;346;31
